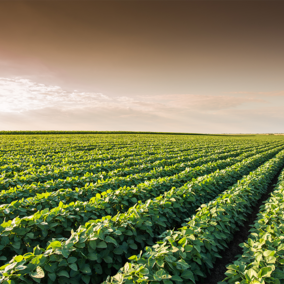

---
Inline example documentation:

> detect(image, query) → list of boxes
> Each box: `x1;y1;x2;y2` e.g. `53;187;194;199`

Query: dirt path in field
196;167;283;284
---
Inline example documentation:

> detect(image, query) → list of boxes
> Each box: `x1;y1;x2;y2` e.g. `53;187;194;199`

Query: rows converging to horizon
0;133;284;283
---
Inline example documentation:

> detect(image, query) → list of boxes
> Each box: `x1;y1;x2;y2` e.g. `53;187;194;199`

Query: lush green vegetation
0;133;284;283
221;168;284;284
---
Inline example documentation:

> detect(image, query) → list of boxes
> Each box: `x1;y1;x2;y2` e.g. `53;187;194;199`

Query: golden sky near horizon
0;0;284;133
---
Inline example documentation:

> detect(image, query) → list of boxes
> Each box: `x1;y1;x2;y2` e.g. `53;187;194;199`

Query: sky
0;0;283;133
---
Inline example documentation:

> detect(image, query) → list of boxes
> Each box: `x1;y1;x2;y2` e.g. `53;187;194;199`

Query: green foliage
1;149;283;282
0;147;269;263
0;134;284;283
221;168;284;284
0;143;277;223
104;150;284;283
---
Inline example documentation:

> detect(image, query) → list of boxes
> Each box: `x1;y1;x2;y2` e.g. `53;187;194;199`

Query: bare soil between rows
196;167;283;284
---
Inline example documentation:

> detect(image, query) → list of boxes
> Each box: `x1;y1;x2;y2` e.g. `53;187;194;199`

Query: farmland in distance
0;133;284;284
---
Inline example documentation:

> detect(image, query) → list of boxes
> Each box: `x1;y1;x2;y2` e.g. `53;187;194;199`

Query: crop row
0;147;282;283
0;139;170;168
0;149;249;223
221;167;284;284
0;144;264;205
1;138;203;168
104;149;284;284
0;143;245;190
1;140;277;183
0;146;273;263
0;135;257;152
0;136;273;169
1;139;265;180
0;144;277;221
7;141;273;182
0;143;197;178
0;136;218;161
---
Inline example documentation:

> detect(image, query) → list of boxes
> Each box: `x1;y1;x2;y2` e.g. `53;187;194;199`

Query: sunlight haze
0;0;283;133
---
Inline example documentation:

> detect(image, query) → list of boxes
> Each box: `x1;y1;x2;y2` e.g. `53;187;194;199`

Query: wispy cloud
0;77;283;133
2;77;261;114
0;77;113;112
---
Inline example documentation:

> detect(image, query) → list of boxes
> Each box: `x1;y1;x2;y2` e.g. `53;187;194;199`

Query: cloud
0;77;283;133
0;77;114;112
0;77;269;114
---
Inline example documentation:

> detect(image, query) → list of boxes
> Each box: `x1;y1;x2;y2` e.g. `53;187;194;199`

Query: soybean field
0;133;284;284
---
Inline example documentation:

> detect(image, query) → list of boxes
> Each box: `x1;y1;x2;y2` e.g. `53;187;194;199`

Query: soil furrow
196;166;284;284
